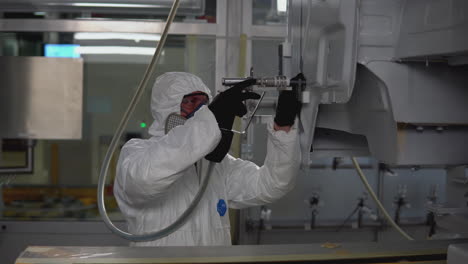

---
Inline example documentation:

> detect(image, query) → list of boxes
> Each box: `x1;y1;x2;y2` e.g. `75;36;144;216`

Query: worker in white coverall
114;72;303;246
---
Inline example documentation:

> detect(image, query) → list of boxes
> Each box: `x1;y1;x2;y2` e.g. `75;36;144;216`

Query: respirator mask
165;113;187;134
165;92;209;134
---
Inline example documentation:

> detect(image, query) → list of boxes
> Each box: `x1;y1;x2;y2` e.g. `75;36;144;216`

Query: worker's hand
206;79;260;162
274;73;303;127
208;78;260;130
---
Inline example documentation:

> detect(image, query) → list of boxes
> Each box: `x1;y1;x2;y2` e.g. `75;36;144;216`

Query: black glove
205;130;233;163
208;78;259;130
274;73;304;127
206;78;260;162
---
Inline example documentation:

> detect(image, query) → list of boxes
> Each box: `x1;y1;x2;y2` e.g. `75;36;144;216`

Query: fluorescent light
71;3;152;8
47;3;157;8
77;46;157;55
74;32;161;42
277;0;287;13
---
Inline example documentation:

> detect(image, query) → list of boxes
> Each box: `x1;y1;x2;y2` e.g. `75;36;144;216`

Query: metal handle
222;76;291;89
221;92;266;135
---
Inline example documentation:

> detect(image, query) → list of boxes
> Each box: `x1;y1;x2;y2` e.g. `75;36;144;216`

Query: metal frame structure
0;0;287;94
241;0;286;75
0;0;206;16
0;19;217;35
215;0;228;92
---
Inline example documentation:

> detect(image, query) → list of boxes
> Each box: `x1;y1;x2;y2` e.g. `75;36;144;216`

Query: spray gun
223;75;295;90
337;192;377;231
393;184;411;225
304;192;323;230
257;205;272;244
355;193;378;229
426;184;438;237
221;71;306;134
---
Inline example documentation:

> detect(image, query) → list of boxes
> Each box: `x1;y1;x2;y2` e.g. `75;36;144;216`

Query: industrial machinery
314;0;468;262
232;0;468;168
286;0;468;247
228;0;468;262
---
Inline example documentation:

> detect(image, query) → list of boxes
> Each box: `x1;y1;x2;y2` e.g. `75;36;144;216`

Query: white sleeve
114;106;221;206
224;120;301;209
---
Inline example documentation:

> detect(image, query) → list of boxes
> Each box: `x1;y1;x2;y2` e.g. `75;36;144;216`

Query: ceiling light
76;46;157;55
277;0;287;13
74;33;161;42
47;3;158;8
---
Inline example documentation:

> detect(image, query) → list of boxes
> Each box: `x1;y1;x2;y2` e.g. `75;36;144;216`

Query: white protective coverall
114;72;300;246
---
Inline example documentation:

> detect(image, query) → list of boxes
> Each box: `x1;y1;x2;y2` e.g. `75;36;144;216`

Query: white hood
148;72;212;136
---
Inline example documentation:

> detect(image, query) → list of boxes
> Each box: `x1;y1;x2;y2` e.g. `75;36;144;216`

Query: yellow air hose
351;157;414;241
